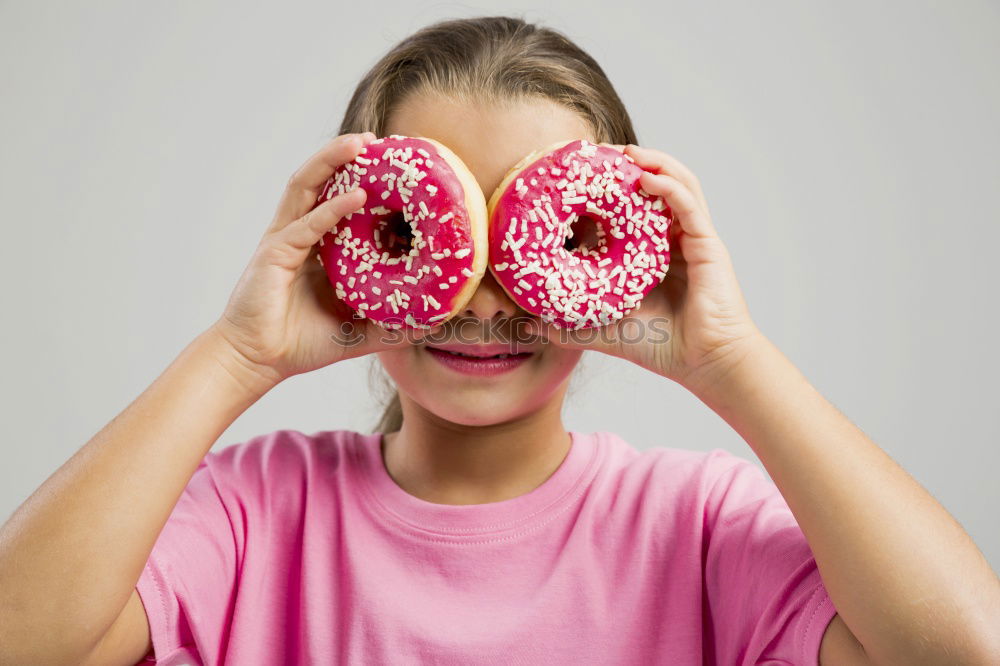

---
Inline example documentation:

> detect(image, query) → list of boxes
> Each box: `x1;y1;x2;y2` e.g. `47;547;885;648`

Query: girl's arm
0;326;277;664
0;131;393;664
540;143;1000;663
687;332;1000;665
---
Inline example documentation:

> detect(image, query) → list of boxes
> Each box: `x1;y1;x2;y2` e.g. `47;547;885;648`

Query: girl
1;15;997;666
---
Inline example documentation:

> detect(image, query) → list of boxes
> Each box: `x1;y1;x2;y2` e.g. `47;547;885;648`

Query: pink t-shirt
135;429;838;665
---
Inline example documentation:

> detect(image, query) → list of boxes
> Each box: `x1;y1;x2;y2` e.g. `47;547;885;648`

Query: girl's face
377;93;595;427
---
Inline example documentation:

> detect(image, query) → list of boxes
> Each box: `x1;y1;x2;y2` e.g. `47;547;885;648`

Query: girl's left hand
536;144;764;393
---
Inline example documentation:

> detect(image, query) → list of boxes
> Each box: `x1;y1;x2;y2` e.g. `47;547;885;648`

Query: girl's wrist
200;323;285;399
677;329;772;403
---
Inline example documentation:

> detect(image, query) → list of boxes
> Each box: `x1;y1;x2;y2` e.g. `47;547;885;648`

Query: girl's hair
337;15;637;433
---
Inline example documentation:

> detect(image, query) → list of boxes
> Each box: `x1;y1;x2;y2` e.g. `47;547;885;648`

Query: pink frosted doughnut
314;135;488;330
486;139;674;330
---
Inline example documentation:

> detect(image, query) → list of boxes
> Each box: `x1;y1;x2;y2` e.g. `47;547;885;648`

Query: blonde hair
337;15;638;433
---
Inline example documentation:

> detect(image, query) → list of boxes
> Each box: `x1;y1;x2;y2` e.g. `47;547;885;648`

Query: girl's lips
423;346;534;376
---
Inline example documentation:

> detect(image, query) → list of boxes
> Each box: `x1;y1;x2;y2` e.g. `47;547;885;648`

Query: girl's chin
403;390;519;426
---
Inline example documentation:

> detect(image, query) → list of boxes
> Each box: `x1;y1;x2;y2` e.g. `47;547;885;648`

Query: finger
639;171;718;240
624;144;709;215
269;132;377;233
272;186;366;262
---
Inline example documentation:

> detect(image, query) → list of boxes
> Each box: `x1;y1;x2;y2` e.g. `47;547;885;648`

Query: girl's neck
381;391;572;506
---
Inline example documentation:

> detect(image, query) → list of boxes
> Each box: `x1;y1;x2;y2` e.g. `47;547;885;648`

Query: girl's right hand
211;132;426;388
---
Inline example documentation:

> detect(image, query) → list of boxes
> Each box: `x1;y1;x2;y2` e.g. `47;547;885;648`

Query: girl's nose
462;269;521;320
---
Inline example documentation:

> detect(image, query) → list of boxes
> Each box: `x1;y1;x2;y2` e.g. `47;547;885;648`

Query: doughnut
314;135;488;330
486;139;673;330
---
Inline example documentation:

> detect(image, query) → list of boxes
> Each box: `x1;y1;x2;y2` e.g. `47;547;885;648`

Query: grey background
2;0;997;571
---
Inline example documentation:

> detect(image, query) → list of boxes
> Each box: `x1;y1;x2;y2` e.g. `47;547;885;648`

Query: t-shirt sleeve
134;454;241;665
701;449;838;665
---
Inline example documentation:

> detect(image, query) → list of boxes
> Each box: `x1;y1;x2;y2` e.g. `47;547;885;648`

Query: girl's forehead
384;92;595;196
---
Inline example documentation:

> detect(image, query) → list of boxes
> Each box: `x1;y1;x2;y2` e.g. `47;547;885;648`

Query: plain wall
2;0;997;572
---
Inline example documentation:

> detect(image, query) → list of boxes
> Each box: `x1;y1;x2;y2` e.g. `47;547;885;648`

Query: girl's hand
537;143;764;393
211;132;426;388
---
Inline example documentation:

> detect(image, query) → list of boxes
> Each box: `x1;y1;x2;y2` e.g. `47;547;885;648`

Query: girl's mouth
423;346;534;376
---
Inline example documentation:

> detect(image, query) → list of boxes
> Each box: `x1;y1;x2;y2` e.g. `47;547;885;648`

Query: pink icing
488;139;673;329
315;135;477;329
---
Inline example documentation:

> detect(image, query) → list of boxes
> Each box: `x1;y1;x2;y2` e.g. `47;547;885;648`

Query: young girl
2;16;997;666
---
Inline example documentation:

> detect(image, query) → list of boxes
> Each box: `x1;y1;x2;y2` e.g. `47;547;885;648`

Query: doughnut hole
379;211;415;258
563;215;602;253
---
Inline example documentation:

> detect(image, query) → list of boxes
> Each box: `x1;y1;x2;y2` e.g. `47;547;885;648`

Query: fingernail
362;131;377;142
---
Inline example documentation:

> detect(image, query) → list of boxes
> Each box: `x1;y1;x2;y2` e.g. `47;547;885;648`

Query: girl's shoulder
206;427;360;469
585;430;774;507
198;428;365;501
